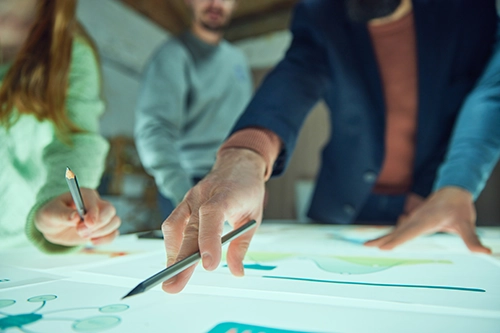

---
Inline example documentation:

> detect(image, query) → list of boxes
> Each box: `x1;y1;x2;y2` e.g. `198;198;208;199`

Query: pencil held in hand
122;220;258;299
65;167;86;220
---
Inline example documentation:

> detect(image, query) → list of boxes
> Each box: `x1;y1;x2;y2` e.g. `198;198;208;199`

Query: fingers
226;220;257;277
162;216;201;294
364;220;429;250
73;196;119;239
86;215;121;239
363;234;390;248
198;198;226;271
35;195;80;234
81;189;100;229
91;230;120;246
36;189;122;247
92;201;117;229
42;229;86;246
162;264;198;294
455;222;492;254
85;201;118;236
161;202;196;294
162;202;191;266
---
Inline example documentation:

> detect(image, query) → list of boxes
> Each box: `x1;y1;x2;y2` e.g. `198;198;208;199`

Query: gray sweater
135;32;252;204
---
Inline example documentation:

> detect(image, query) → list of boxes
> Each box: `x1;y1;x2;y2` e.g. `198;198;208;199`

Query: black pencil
65;167;86;220
122;219;258;299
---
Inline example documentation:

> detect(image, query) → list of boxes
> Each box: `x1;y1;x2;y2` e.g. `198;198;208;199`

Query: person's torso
175;33;253;172
0;112;54;247
0;37;101;247
304;0;497;223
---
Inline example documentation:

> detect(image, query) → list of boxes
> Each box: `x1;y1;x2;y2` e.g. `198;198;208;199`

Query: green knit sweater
0;38;109;252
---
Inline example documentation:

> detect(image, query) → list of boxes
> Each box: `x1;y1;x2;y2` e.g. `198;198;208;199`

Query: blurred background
77;0;500;232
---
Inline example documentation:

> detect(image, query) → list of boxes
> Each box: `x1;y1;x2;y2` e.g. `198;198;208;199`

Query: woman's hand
35;188;121;247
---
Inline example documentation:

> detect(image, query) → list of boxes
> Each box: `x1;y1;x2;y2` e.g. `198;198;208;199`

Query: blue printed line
263;276;485;292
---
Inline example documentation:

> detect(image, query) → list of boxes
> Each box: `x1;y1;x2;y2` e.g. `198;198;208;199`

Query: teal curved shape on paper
208;322;318;333
0;296;129;332
223;264;277;271
0;299;15;308
0;313;43;330
73;316;121;331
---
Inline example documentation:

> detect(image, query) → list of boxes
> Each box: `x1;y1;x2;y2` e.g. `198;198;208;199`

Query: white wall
76;0;291;139
77;0;169;138
235;30;291;69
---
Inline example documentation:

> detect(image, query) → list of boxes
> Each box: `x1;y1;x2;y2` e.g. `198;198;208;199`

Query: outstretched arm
366;23;500;253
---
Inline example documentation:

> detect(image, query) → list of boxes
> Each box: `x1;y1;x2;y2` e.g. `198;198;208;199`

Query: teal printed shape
0;295;129;332
0;313;43;330
208;322;315;333
222;264;277;271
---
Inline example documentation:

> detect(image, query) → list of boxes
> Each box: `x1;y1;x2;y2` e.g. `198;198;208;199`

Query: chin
201;21;227;31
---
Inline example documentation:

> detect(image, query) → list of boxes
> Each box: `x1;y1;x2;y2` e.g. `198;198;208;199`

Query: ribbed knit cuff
219;127;282;180
25;198;81;254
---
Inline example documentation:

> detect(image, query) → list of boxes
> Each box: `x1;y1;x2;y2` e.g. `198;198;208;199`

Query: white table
1;223;500;333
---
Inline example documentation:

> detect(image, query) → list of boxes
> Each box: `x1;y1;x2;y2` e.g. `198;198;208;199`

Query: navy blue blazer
231;0;498;224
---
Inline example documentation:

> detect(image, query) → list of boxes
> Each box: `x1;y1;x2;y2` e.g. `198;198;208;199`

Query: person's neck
191;23;223;45
369;0;412;26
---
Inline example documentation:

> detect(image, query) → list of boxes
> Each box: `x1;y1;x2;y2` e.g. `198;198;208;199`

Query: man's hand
161;148;267;294
35;188;121;247
364;186;491;253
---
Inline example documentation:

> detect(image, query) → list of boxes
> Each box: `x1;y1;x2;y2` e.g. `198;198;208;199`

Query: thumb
81;189;99;228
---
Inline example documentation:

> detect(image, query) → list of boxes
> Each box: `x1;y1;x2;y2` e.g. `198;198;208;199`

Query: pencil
122;219;258;299
65;167;86;220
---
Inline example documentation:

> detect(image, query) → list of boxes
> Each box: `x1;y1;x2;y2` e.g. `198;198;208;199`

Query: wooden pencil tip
65;167;75;179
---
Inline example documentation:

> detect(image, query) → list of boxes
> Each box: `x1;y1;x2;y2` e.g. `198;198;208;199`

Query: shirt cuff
218;127;282;180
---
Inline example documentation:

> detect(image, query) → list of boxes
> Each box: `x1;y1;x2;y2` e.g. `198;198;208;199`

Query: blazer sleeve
433;22;500;199
230;2;331;177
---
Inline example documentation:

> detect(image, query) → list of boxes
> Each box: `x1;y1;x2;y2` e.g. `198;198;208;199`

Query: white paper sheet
0;265;62;290
0;281;498;333
192;252;500;314
82;247;500;315
0;235;163;270
3;224;500;332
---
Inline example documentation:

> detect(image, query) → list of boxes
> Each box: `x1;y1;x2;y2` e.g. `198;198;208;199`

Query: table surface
1;222;500;333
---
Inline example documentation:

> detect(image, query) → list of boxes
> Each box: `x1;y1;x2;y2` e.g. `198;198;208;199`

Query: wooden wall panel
225;9;293;42
120;0;299;41
120;0;189;34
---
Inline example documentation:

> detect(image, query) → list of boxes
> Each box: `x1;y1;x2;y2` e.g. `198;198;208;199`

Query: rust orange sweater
221;12;418;194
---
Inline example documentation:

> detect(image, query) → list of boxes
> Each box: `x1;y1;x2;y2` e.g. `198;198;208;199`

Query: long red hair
0;0;97;140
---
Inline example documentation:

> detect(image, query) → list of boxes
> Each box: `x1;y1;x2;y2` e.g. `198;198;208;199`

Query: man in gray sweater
135;0;252;219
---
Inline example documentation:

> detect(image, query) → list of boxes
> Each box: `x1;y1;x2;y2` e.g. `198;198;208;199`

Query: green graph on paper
231;251;452;275
0;295;129;332
221;252;484;293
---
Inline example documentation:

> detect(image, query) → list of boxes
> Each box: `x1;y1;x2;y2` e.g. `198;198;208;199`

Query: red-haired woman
0;0;120;251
